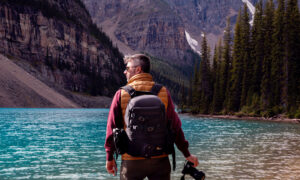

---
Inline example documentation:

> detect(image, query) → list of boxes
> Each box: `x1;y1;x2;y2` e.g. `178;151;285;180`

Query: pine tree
211;45;218;113
191;57;201;113
211;45;219;96
227;10;243;112
285;0;300;113
270;0;285;109
178;79;187;111
241;0;265;115
221;18;232;113
198;35;212;114
249;0;264;105
261;0;275;112
240;4;252;107
211;40;223;113
188;73;193;106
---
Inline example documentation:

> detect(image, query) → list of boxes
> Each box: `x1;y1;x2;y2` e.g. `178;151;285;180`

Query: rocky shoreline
181;113;300;124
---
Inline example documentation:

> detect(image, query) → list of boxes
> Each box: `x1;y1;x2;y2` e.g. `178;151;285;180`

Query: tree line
182;0;300;118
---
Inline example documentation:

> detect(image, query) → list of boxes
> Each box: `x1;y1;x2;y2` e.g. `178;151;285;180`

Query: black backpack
114;83;176;170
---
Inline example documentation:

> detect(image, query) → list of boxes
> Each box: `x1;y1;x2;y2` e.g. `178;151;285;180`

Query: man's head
123;54;151;81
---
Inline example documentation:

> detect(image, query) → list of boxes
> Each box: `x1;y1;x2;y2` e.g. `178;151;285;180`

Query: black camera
181;161;205;180
113;128;128;155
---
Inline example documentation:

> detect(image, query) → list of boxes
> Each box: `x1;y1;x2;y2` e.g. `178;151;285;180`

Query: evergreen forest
183;0;300;118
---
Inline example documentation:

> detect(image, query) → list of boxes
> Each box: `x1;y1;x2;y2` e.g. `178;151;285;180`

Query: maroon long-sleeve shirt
104;89;191;161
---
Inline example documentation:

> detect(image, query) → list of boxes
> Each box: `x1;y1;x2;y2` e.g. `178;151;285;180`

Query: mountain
81;0;260;102
83;0;300;61
81;0;257;81
82;0;247;60
0;0;126;107
81;0;299;104
82;0;197;68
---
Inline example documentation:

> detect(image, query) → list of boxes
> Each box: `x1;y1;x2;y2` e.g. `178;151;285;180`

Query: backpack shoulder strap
121;85;136;98
116;86;135;129
150;83;163;95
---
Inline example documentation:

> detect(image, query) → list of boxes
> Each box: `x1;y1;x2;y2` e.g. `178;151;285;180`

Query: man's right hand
186;154;199;167
106;159;117;176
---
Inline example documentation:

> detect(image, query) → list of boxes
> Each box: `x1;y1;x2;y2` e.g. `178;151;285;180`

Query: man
105;54;199;180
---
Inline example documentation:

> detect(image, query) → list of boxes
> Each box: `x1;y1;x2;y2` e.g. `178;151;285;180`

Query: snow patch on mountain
185;31;201;55
242;0;255;25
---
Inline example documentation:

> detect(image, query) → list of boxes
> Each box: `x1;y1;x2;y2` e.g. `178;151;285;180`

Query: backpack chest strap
121;83;163;98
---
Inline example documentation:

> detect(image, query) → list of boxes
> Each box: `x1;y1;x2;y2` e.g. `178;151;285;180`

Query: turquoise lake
1;108;300;179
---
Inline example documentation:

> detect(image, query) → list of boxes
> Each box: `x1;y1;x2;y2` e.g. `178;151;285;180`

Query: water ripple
1;109;300;179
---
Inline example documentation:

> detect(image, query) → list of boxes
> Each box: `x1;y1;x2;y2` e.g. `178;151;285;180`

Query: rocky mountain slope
0;54;112;108
82;0;196;68
0;54;80;108
82;0;246;61
0;0;126;107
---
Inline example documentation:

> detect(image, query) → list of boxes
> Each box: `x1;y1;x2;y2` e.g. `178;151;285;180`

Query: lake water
0;108;300;180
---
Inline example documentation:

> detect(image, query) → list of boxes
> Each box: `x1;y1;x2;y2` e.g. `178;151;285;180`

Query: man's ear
136;66;143;73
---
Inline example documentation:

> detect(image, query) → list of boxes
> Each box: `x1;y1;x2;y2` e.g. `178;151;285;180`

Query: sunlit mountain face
82;0;263;61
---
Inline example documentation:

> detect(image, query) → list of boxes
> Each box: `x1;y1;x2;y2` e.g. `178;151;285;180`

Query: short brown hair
124;54;151;73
